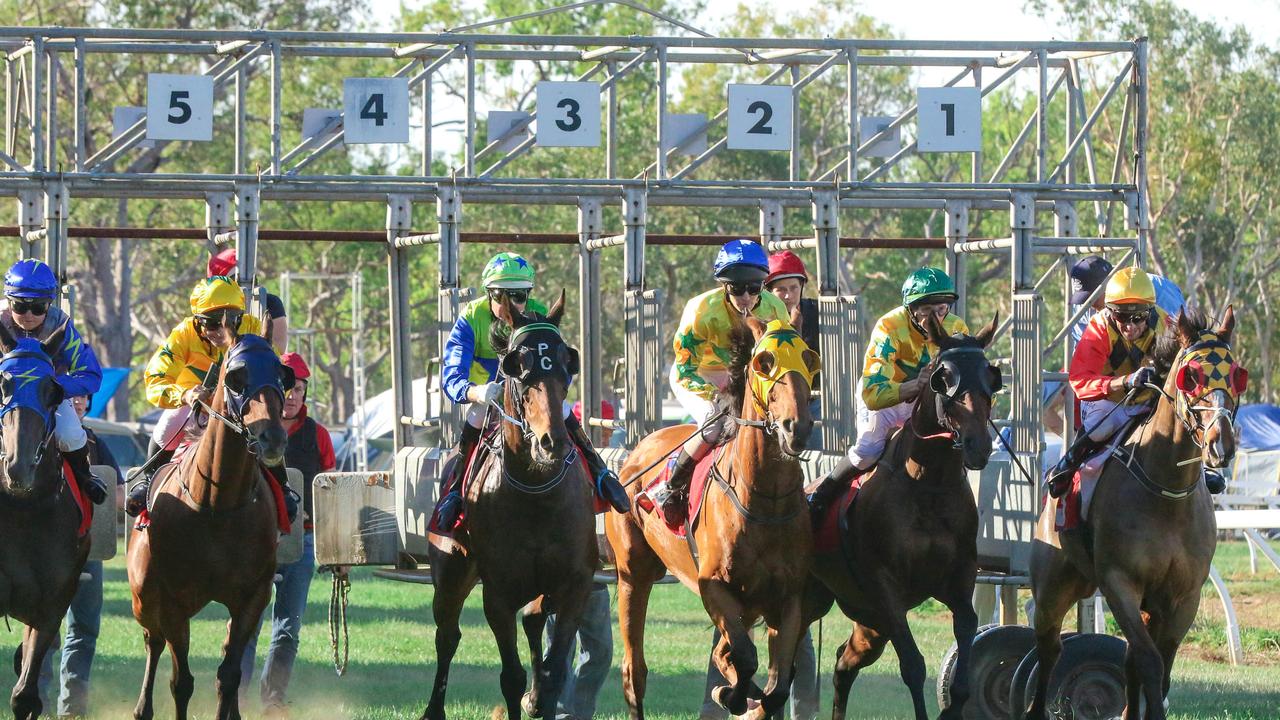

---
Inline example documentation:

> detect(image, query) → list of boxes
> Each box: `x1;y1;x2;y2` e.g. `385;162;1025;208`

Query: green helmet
481;252;535;289
901;267;958;306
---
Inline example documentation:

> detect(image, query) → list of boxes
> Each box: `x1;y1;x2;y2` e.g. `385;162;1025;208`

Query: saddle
810;470;869;555
639;447;721;537
1053;417;1146;532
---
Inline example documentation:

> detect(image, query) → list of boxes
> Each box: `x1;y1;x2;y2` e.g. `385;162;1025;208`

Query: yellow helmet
189;276;246;317
1104;266;1156;307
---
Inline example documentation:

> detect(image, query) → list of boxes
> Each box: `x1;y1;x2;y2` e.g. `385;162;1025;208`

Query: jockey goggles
195;308;244;332
7;298;50;316
488;288;529;304
1109;306;1151;326
725;281;763;297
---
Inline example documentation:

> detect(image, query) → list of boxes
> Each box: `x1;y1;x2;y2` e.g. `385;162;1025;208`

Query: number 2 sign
343;78;410;144
916;87;982;153
146;74;214;141
727;84;792;151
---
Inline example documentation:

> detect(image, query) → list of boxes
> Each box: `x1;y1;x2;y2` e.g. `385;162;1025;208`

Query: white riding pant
151;405;207;451
53;399;87;452
668;365;733;452
846;393;914;469
1080;399;1148;443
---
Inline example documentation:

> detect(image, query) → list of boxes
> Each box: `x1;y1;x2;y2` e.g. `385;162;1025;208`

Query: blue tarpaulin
1237;404;1280;452
88;367;129;418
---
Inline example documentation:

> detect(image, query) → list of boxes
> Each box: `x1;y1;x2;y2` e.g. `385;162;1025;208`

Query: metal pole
945;200;969;317
1036;49;1047;183
421;59;432;176
73;38;85;172
45;46;57;171
436;185;462;446
464;42;476;176
578;198;603;444
385;194;414;451
234;183;260;291
971;64;982;183
1133;39;1150;263
846;47;858;181
621;188;648;444
655;44;667;180
30;36;44;172
790;64;800;182
43;181;67;290
606;60;617;178
351;270;367;470
235;64;246;174
270;39;282;175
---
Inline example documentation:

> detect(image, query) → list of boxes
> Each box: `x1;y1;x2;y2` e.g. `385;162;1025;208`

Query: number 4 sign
727;84;792;151
343;78;410;144
917;87;982;153
146;74;214;141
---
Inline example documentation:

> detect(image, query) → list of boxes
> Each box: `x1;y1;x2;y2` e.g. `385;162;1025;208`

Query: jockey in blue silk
0;259;106;504
434;252;630;531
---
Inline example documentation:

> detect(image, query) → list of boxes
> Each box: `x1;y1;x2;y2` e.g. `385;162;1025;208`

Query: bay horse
127;333;291;720
804;313;1000;720
423;291;597;720
606;313;820;720
1023;308;1241;720
0;324;89;720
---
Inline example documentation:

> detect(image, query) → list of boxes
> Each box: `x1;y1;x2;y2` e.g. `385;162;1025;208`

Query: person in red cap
208;248;289;354
765;251;820;359
240;351;335;716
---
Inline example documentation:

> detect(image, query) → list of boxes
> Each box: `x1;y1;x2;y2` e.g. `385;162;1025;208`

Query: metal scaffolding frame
1;25;1149;576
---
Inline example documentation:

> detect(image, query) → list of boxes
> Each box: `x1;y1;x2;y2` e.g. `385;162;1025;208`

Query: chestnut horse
804;313;999;720
0;325;89;720
607;314;820;720
423;292;597;720
128;334;291;720
1024;308;1241;720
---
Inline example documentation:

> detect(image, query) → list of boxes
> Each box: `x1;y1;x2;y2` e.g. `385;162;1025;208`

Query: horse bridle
911;346;999;448
0;348;59;470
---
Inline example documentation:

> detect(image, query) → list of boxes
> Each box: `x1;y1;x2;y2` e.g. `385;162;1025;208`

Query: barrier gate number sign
727;84;793;151
536;81;602;147
344;78;411;144
146;74;214;141
916;87;982;153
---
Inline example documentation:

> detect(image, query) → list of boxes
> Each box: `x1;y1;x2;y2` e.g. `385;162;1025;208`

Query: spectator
241;353;336;716
764;250;819;357
208;248;289;354
38;394;122;717
542;400;617;720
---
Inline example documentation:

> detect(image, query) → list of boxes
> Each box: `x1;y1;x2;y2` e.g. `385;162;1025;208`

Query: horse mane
722;316;757;416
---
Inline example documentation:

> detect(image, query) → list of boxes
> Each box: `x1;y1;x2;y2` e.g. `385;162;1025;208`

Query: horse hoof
521;691;541;718
711;685;748;716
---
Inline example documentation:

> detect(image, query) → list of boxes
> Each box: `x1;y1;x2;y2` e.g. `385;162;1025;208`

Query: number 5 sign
727;84;792;151
917;87;982;153
536;82;601;147
146;74;214;141
343;78;410;144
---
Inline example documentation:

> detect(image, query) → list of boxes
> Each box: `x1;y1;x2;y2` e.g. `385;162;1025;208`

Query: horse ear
1215;305;1235;342
546;289;567;327
744;314;767;342
922;312;947;346
974;312;999;348
41;321;68;358
0;321;14;354
1176;308;1199;346
788;304;803;333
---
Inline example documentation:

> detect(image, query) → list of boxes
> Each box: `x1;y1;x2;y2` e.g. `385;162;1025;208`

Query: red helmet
571;399;615;422
208;248;237;278
279;352;311;381
766;251;808;287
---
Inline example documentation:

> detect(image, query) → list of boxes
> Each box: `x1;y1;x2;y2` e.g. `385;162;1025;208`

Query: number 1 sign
727;84;793;151
916;87;982;153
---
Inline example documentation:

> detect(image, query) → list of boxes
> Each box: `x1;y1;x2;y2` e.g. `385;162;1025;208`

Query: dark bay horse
0;324;89;720
1024;308;1242;720
423;291;597;720
128;334;291;720
804;313;999;720
607;314;820;720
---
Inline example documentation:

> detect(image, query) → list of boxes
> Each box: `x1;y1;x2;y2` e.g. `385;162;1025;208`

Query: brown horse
423;292;597;720
607;314;820;720
1023;308;1241;720
128;333;290;720
804;313;999;720
0;325;90;720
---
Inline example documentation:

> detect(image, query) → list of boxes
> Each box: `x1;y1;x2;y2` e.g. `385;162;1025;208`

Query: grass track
16;540;1279;719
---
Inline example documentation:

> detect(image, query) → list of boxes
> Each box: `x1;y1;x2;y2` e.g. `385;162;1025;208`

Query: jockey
0;260;106;504
1043;267;1226;494
652;239;792;526
126;276;297;518
434;252;629;531
808;267;968;516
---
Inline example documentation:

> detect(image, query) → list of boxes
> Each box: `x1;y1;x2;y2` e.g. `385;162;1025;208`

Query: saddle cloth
639;447;721;537
1055;446;1119;532
811;470;869;555
62;460;93;538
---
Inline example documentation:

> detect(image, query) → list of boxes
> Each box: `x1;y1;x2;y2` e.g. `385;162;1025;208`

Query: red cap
572;399;615;422
280;352;311;381
766;250;808;287
208;248;238;278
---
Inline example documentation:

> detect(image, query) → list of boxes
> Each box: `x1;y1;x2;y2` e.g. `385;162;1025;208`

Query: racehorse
607;313;820;720
127;333;291;720
423;291;597;720
1023;308;1242;720
804;313;1000;720
0;324;90;720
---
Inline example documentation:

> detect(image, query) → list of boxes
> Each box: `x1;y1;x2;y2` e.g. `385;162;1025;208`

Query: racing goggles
195;308;244;332
8;298;50;316
488;288;530;304
725;281;763;297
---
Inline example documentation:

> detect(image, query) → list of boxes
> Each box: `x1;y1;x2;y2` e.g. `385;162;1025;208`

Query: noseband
913;345;998;449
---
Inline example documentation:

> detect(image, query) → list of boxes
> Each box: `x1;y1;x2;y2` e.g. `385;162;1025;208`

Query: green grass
19;540;1280;719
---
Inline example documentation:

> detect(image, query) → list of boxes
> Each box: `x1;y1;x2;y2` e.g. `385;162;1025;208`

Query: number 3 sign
536;82;601;147
146;74;214;141
727;84;792;151
917;87;982;153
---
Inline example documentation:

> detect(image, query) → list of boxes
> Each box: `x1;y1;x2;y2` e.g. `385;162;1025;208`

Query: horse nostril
539;434;555;454
781;418;795;434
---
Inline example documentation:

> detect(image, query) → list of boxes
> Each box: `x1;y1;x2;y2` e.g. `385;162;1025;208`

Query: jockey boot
266;463;300;524
807;456;859;525
1045;434;1107;498
1204;468;1227;494
435;423;482;531
566;416;630;513
64;445;107;505
125;441;175;517
657;449;698;526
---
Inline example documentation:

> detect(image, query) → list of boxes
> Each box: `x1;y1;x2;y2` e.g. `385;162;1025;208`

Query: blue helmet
4;259;58;300
713;239;770;282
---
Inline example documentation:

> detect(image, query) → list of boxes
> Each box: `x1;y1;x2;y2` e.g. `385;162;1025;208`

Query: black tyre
1021;633;1127;720
937;624;1038;720
1008;632;1079;720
